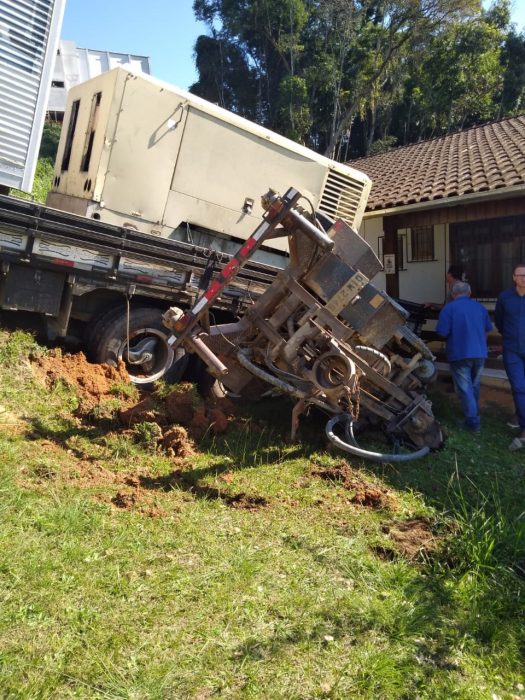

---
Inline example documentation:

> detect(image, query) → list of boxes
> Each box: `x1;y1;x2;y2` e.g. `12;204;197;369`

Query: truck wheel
89;306;188;386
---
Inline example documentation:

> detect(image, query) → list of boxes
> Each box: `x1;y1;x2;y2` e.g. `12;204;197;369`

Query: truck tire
89;305;188;386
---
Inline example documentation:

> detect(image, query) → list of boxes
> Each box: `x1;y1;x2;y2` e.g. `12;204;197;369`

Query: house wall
361;216;386;289
360;215;446;303
398;223;446;304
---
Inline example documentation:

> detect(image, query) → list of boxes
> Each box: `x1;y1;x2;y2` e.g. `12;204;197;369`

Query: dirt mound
225;493;268;510
31;352;236;462
311;461;394;509
161;426;195;459
384;518;438;560
33;350;131;411
118;383;234;440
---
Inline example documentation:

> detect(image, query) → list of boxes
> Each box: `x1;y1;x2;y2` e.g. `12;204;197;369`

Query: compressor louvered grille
318;169;368;230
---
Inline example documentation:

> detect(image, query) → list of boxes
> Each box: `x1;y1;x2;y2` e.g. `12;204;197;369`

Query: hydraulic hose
325;414;430;463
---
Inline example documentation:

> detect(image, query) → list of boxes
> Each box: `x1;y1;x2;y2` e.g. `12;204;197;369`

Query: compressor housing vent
318;169;370;230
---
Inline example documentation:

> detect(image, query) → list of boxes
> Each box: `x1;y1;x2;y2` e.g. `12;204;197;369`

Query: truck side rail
0;195;281;300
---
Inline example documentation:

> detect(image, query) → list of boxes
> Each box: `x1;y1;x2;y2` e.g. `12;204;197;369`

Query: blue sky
62;0;525;92
61;0;206;90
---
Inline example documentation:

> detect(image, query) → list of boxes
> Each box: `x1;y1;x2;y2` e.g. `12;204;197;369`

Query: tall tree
191;0;508;159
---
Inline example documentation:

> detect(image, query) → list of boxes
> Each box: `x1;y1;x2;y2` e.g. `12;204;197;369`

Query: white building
0;0;66;191
47;40;151;119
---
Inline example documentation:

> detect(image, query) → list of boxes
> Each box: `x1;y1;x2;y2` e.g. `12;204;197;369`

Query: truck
0;67;442;459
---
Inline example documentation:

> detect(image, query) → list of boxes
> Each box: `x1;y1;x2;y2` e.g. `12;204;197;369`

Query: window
51;80;65;88
410;226;434;262
451;216;525;299
61;99;80;172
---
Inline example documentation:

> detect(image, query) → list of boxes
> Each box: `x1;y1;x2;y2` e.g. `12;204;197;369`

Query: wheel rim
117;327;174;384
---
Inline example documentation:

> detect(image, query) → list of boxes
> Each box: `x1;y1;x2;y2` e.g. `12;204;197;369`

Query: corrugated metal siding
0;0;65;191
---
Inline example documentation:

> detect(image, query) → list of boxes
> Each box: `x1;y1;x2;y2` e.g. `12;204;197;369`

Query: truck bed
0;194;281;317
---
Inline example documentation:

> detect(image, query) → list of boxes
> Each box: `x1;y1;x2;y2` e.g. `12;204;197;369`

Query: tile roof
350;115;525;212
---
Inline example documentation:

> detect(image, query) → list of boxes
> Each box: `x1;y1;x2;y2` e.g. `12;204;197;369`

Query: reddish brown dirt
311;461;395;509
382;518;439;560
24;350;245;515
118;396;160;427
31;352;236;463
33;351;131;412
161;426;195;459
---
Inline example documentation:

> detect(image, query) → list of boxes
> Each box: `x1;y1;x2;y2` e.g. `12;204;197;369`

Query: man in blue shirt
436;281;493;432
495;263;525;449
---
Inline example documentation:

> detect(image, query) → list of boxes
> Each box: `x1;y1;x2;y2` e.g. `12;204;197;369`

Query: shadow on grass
25;416;106;459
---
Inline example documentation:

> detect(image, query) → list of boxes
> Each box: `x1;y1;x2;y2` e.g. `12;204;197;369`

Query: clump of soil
383;518;438;560
161;426;195;459
225;493;268;510
112;490;139;509
118;383;234;441
311;461;394;509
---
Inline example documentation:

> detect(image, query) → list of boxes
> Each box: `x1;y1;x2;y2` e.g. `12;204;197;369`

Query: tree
190;0;507;160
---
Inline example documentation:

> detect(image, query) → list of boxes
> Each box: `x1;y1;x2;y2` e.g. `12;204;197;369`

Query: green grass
0;329;523;698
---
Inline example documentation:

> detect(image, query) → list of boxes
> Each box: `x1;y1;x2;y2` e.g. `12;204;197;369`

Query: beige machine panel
52;70;123;200
101;75;189;224
165;107;326;247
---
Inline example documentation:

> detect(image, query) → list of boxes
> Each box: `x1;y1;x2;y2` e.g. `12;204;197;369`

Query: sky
61;0;525;92
61;0;206;90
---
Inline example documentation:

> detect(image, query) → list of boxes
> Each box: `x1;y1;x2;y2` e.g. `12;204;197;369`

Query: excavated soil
26;350;245;515
311;461;395;509
378;518;439;561
33;351;131;412
31;351;236;462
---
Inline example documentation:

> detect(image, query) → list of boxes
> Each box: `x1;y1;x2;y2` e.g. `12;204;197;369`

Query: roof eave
363;183;525;219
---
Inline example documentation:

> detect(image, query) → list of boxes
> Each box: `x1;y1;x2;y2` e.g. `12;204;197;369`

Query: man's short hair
447;265;464;280
451;281;471;297
513;263;525;274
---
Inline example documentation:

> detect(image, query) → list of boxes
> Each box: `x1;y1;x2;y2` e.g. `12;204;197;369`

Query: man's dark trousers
503;350;525;428
449;358;484;431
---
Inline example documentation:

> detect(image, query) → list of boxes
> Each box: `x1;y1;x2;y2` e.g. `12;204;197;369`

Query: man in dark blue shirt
495;263;525;449
436;281;492;432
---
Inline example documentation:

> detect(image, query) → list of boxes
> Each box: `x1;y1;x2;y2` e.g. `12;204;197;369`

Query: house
351;115;525;309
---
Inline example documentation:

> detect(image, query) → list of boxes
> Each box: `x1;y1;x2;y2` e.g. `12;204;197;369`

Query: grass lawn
0;330;523;699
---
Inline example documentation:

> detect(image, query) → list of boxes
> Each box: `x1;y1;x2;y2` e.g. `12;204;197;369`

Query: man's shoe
509;436;525;451
507;416;520;429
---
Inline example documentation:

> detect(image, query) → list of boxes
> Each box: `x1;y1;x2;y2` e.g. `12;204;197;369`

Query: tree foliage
190;0;525;159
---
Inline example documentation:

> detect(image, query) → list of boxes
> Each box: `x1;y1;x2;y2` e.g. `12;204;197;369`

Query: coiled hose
325;414;430;463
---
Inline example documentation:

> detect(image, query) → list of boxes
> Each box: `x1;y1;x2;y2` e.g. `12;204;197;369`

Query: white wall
360;215;448;303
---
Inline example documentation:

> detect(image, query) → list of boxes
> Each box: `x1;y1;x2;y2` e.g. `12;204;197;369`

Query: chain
344;373;361;421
